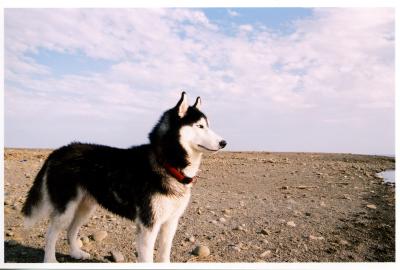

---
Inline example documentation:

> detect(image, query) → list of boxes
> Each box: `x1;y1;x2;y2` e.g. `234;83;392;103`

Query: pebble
6;231;14;237
320;201;326;207
339;239;350;246
260;229;270;235
309;235;325;241
111;250;125;262
281;186;289;190
366;204;377;209
192;245;210;257
189;236;195;243
223;209;231;214
259;250;272;258
211;220;218;225
81;236;90;244
286;221;296;227
234;225;245;231
218;217;227;223
92;231;108;242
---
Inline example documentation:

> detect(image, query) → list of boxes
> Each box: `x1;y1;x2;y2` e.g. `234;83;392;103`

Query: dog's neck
182;150;203;178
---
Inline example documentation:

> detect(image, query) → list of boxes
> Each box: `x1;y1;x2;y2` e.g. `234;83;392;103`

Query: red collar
163;163;196;185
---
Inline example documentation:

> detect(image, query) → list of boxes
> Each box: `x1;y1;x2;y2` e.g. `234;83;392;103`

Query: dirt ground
3;148;395;263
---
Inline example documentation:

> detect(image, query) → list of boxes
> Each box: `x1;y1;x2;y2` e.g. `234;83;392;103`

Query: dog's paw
70;249;91;260
44;257;59;263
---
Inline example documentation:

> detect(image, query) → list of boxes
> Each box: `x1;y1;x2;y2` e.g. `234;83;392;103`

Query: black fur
22;100;206;228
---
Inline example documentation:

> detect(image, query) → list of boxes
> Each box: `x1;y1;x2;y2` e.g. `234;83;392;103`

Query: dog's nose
219;140;227;148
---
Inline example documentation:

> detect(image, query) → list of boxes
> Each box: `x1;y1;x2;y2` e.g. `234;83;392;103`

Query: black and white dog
22;92;226;263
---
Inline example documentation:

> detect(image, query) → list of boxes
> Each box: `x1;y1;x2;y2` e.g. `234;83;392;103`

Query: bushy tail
21;159;50;228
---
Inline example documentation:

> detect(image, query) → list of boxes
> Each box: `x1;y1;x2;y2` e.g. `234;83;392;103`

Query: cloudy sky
4;8;395;155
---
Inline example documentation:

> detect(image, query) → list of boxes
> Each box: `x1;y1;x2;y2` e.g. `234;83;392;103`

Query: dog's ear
176;91;189;118
193;97;201;110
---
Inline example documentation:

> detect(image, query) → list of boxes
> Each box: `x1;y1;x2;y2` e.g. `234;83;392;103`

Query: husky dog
22;92;226;263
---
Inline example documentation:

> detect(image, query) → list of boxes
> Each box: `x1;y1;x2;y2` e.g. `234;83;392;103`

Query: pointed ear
193;96;201;109
176;91;188;118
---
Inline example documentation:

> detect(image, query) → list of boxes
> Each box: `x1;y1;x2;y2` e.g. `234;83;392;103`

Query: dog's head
149;92;226;167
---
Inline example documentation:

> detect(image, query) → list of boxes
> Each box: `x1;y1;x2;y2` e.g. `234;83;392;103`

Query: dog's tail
21;158;51;228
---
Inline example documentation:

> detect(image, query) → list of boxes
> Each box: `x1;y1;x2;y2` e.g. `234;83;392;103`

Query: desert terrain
3;148;395;263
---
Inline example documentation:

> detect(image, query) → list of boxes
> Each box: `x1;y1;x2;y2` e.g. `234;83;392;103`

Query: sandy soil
3;148;395;263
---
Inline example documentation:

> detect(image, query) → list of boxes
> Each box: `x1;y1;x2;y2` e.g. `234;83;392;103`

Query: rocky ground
3;148;395;263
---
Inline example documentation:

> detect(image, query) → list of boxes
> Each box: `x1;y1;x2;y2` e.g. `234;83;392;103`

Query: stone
286;221;296;227
189;236;195;243
339;239;350;246
309;235;325;241
219;217;227;223
320;201;326;207
366;204;377;209
81;236;90;244
92;231;108;242
260;229;270;235
111;250;125;262
223;209;231;214
192;245;210;257
260;250;272;258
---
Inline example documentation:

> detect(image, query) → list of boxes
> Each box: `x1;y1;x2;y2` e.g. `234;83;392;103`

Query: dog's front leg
157;217;180;262
136;223;161;262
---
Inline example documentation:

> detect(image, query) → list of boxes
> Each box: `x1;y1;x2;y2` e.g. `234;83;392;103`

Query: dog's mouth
198;144;219;152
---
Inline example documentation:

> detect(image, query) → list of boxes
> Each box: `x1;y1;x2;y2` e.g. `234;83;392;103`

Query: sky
4;8;395;155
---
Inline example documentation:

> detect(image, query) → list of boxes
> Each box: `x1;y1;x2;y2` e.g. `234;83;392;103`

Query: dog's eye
197;124;204;129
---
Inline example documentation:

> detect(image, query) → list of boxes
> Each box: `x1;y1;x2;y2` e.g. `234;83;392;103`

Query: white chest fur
151;186;191;224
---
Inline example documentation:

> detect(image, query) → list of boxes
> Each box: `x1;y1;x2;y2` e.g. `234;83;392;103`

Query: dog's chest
151;188;191;224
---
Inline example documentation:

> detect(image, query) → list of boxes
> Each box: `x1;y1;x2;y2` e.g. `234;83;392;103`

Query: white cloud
228;9;240;17
4;8;395;154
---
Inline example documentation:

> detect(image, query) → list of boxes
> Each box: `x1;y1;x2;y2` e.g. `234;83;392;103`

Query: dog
21;92;227;263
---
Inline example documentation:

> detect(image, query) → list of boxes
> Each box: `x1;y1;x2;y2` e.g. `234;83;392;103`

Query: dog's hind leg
44;200;80;263
67;195;96;260
136;222;162;262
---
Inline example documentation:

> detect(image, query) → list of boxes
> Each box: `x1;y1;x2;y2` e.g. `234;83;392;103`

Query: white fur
136;183;191;262
24;172;52;228
179;117;224;154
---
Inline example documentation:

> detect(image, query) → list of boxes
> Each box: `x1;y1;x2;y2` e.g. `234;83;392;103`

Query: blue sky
4;8;395;155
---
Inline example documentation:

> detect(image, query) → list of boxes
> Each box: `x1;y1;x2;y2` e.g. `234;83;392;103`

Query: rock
339;239;350;246
281;186;289;190
260;250;272;258
211;220;218;225
342;194;351;200
192;245;210;257
309;235;325;241
320;201;326;207
6;231;14;237
111;250;125;262
92;231;108;242
305;212;312;217
366;204;377;209
234;225;245;231
232;246;241;252
81;236;90;244
286;221;296;227
223;209;231;214
189;236;195;243
219;217;227;223
261;239;269;244
260;229;270;235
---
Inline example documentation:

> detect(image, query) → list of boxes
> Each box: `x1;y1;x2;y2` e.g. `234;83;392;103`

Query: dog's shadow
4;241;103;263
